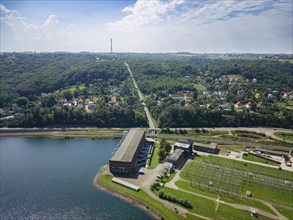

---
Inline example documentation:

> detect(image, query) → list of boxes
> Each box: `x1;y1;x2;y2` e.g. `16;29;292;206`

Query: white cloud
43;14;59;26
107;0;292;53
0;3;11;14
0;1;291;53
0;4;88;51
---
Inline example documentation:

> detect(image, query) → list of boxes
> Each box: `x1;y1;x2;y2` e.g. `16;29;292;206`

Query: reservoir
0;137;152;219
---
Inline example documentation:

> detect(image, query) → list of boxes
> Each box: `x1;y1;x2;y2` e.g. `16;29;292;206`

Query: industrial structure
166;149;185;168
174;139;193;155
109;128;145;175
193;142;218;154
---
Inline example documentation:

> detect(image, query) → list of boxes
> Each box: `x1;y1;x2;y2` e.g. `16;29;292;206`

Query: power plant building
109;129;145;174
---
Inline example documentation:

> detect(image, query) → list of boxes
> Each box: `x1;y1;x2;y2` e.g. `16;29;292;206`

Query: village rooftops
110;128;145;162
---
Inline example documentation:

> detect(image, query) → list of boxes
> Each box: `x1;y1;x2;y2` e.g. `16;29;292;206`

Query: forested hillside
0;53;147;127
0;53;292;128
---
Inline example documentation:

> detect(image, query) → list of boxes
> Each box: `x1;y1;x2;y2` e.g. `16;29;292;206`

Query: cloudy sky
0;0;292;53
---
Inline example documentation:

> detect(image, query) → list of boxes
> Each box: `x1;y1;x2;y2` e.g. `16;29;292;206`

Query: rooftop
110;128;145;162
112;178;140;191
194;142;217;149
167;149;185;161
175;141;191;149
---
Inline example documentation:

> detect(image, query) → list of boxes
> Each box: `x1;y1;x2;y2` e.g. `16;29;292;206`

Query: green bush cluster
158;191;192;209
151;182;161;191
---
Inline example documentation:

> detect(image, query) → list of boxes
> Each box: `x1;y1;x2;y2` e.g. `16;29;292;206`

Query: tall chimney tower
110;38;113;53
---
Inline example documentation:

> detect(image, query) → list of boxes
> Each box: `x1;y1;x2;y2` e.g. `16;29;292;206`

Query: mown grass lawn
275;206;293;219
175;180;275;215
161;187;253;220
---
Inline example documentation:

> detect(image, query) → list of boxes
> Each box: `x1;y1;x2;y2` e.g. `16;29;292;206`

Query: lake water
0;137;152;219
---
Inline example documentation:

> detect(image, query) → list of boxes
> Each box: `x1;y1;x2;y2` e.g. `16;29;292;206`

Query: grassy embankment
242;154;280;166
99;174;193;220
99;172;256;220
0;129;124;139
274;132;293;142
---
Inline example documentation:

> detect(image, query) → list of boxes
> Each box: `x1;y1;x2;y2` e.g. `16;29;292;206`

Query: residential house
12;104;18;111
184;92;194;100
170;94;184;100
87;101;95;110
63;103;72;109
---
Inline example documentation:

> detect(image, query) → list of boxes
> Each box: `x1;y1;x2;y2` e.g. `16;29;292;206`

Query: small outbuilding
166;149;185;168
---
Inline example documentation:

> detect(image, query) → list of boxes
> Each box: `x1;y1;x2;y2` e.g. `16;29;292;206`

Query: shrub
158;191;192;209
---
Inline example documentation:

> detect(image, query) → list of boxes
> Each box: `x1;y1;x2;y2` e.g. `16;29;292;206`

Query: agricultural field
180;156;293;207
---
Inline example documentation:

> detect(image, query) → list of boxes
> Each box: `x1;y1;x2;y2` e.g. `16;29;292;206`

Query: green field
161;187;255;220
242;154;280;166
180;156;293;207
274;132;293;142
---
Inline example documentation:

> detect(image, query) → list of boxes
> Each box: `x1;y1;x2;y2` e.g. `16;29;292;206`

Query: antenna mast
110;38;113;53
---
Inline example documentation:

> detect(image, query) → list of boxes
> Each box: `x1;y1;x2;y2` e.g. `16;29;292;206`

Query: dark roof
110;129;145;162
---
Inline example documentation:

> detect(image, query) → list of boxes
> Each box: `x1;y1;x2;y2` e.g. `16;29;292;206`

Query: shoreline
0;127;125;138
93;167;162;220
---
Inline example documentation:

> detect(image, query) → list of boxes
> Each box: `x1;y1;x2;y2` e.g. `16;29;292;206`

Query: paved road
125;61;155;128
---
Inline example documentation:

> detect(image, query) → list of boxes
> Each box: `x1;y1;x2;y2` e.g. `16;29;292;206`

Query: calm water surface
0;137;152;219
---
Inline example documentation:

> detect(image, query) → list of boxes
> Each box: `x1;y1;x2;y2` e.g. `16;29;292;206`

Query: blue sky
0;0;292;53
